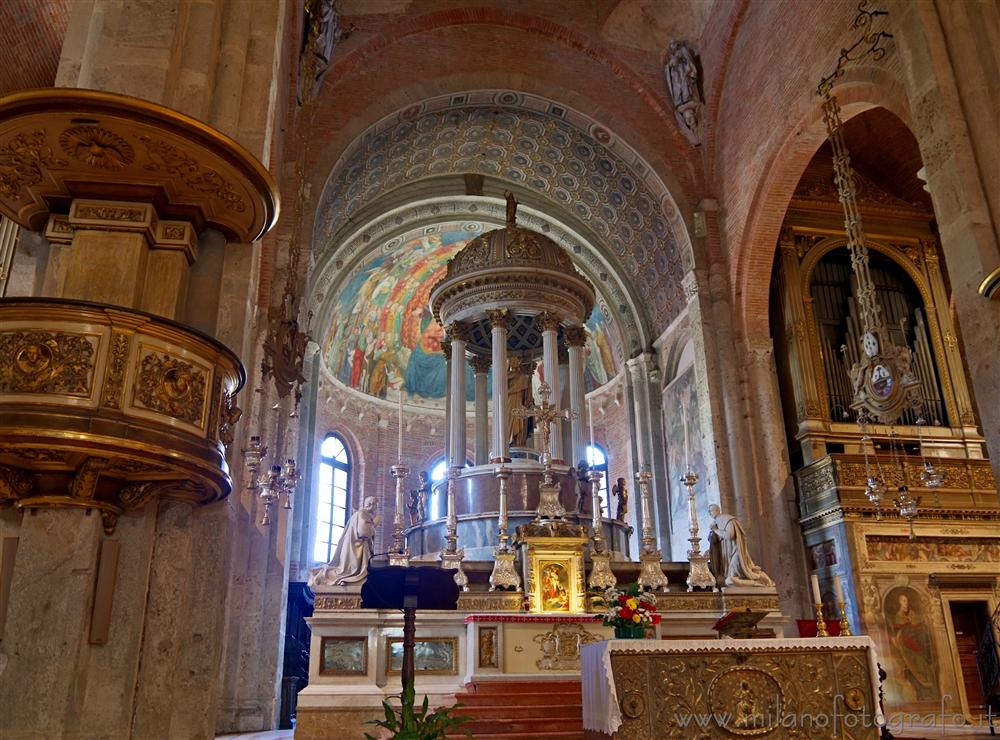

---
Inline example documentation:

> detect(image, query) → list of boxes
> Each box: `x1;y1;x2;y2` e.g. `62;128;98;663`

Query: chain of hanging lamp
816;4;932;536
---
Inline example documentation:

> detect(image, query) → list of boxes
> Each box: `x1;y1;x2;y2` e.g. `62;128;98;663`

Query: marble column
471;356;491;466
626;354;671;552
488;310;510;462
448;323;470;469
443;341;453;466
537;312;564;462
565;326;588;466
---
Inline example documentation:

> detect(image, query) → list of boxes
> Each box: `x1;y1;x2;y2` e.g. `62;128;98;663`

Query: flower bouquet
596;583;661;639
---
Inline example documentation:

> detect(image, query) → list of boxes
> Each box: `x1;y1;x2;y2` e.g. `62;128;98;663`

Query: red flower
641;600;656;612
619;607;634;620
618;594;628;605
651;614;662;625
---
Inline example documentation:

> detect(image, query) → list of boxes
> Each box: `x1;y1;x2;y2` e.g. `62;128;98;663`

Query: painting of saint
584;308;619;392
883;586;938;702
662;365;710;561
540;562;570;612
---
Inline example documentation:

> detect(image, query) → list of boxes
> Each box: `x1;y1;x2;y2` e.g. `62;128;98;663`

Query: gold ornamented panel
0;88;278;242
478;626;498;669
0;329;99;397
130;347;210;431
611;647;877;738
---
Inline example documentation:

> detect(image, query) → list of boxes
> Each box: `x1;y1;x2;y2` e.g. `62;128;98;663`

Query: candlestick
389;463;410;566
838;602;853;636
814;602;829;638
810;574;822;603
397;390;404;463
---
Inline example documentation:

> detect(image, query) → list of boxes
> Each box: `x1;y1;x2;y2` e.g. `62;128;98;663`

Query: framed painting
386;637;458;675
319;636;368;676
538;560;572;612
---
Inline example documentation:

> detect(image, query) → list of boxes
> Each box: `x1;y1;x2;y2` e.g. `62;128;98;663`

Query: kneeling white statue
708;503;774;588
309;496;378;589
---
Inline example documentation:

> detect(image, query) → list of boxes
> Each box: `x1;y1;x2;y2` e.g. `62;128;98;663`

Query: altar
581;637;884;739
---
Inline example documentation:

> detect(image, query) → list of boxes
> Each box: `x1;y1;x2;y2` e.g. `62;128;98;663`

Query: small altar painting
386;637;457;675
540;561;571;612
319;636;367;675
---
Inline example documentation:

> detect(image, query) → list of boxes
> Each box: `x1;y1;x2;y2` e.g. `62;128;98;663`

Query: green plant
365;679;471;740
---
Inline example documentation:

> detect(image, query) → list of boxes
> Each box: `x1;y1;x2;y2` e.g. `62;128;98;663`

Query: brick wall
0;0;70;94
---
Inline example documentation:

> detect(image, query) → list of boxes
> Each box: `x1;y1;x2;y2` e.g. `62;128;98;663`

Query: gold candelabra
682;470;716;592
814;602;830;638
588;467;617;590
635;469;669;592
838;602;853;636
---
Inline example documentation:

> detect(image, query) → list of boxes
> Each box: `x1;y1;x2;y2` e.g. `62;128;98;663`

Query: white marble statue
308;496;378;589
707;503;774;588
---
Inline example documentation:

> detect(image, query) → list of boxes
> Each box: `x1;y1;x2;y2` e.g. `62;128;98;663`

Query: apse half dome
321;226;619;406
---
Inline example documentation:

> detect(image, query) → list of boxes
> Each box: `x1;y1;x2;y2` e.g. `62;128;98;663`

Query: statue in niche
613;477;629;522
507;357;534;448
572;461;591;514
707;504;774;588
663;40;704;147
308;496;379;589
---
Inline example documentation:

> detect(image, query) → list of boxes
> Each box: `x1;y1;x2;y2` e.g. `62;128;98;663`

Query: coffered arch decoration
313;91;694;332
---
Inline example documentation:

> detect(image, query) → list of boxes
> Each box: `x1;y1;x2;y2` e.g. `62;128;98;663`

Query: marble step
459;716;583;734
456;704;581;720
446;732;584;740
457;690;581;706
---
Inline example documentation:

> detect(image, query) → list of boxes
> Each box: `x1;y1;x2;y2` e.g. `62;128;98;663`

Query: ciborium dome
430;194;595;337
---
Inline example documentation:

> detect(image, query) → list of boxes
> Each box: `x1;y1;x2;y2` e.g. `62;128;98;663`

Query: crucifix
511;381;575;469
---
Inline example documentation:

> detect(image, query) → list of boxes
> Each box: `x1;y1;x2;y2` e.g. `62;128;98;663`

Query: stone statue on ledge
573;461;591;514
707;503;774;588
612;477;628;521
308;496;378;589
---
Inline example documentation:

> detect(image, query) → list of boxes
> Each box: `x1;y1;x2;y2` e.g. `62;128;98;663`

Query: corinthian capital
564;325;588;347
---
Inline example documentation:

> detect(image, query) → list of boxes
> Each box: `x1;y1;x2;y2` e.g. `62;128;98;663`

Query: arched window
314;434;351;563
586;444;611;517
426;458;450;520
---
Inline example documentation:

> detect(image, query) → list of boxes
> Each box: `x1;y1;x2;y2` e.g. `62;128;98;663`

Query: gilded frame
385;637;458;676
319;635;368;676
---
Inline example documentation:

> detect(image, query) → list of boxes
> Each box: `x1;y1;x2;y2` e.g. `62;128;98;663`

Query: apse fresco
323;229;620;404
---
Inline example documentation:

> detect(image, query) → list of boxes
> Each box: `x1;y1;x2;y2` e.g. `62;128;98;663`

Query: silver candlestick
389;463;410;567
588;467;616;590
682;470;715;591
489;465;520;591
440;466;468;591
635;469;669;592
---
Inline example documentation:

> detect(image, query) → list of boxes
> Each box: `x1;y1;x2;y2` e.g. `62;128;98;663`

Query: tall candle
810;574;822;604
833;574;845;604
397;389;404;463
682;402;690;470
588;398;595;454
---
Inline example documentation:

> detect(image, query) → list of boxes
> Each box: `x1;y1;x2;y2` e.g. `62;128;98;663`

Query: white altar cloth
581;636;883;736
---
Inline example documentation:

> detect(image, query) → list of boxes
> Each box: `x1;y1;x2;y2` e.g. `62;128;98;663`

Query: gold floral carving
457;593;523;612
219;391;242;449
0;129;67;199
161;224;187;240
314;594;363;610
58;126;135;170
534;623;601;670
101;332;130;408
74;204;146;222
69;457;108;500
0;447;66;463
140;136;246;213
0;331;95;395
798;465;837;499
0;464;32;499
610;646;875;739
133;352;207;425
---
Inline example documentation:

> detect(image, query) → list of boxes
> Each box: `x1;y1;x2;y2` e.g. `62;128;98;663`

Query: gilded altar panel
609;646;878;738
126;341;213;434
0;324;108;407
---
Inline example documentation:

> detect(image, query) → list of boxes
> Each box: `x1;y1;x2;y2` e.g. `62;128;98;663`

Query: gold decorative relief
73;203;146;222
218;391;242;449
478;627;498;669
0;331;95;395
534;623;601;670
69;457;108;500
59;126;134;170
101;332;130;408
314;594;362;610
133;351;207;426
708;667;783;735
140;136;246;213
0;447;67;463
0;129;67;199
0;465;32;499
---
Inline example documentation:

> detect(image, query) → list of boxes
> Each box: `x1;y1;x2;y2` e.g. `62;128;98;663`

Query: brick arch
735;66;913;340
